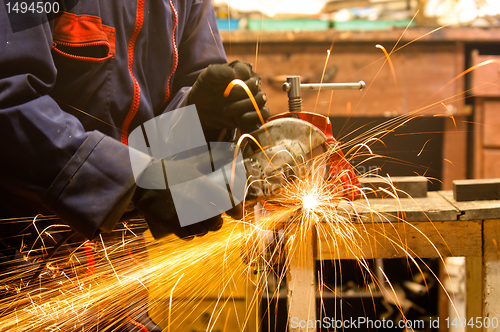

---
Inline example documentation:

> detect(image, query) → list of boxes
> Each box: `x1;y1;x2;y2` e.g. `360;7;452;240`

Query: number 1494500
5;2;59;14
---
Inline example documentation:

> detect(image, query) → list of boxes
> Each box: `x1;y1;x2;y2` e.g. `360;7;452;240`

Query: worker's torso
49;0;192;141
0;0;204;258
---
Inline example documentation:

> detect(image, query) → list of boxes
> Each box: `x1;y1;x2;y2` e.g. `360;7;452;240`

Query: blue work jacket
0;0;226;241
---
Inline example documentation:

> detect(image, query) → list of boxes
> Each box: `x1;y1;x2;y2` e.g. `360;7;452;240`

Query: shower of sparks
1;24;483;332
0;95;460;331
0;136;456;331
0;219;255;331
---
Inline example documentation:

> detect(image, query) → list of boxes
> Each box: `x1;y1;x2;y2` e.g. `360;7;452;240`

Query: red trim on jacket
121;0;146;145
83;240;95;279
161;0;179;108
52;12;116;62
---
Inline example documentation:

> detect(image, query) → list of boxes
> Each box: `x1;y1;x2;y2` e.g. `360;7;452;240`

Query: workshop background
214;0;500;189
201;0;500;331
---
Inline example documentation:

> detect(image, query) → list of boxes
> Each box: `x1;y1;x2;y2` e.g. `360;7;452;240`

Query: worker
0;0;269;330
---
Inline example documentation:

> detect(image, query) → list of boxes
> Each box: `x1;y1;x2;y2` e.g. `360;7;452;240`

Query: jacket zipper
161;0;179;108
52;40;112;62
120;0;145;145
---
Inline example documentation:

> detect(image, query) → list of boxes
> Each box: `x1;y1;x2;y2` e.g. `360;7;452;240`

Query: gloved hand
187;60;270;134
132;148;243;240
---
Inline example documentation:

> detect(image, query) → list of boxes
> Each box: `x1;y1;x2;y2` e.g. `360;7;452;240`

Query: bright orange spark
428;59;500;102
224;79;266;127
376;44;398;86
417;139;432;157
314;49;332;113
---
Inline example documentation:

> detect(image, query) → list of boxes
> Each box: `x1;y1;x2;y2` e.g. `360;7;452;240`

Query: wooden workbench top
316;190;500;259
337;190;500;223
220;27;500;44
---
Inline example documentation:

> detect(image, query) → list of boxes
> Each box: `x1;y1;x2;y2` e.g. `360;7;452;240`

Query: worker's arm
130;1;270;239
0;10;137;240
163;0;270;137
161;0;227;114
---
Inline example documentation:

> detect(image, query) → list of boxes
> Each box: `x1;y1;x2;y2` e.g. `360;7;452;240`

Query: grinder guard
241;112;361;203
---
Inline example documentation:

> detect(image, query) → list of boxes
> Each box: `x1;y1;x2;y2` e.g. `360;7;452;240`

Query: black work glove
132;148;243;240
187;60;270;134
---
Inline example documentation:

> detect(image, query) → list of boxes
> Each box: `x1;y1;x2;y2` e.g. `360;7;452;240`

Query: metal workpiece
283;76;303;112
283;75;365;112
301;81;366;91
282;76;301;97
282;77;365;92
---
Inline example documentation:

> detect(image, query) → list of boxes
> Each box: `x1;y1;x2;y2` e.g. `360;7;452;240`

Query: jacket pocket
52;12;115;62
50;12;116;132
